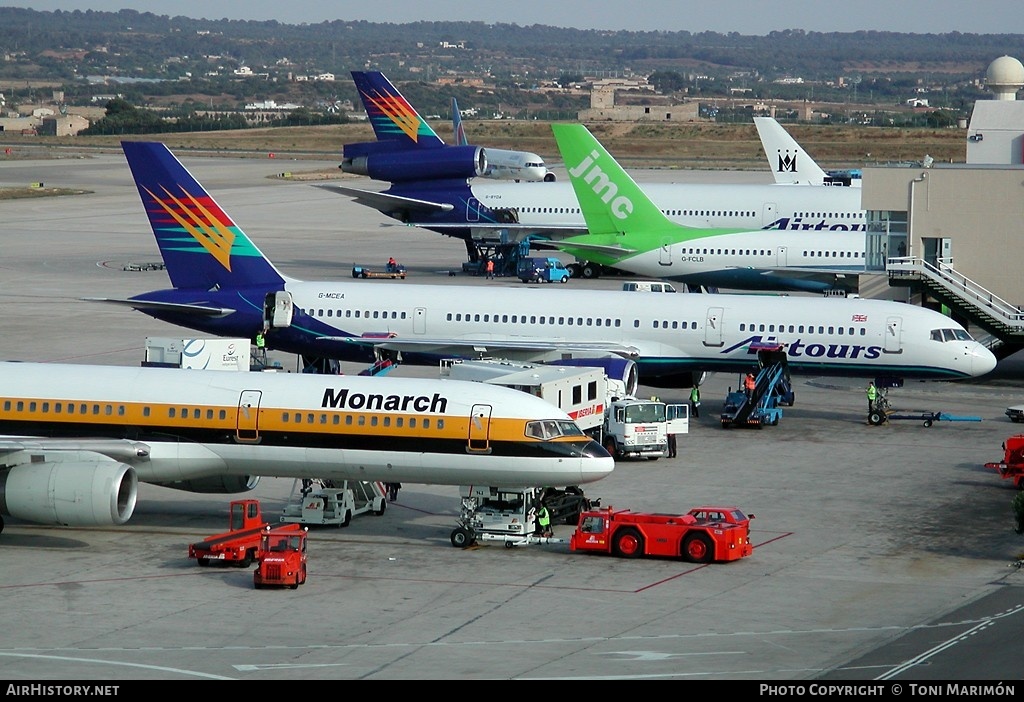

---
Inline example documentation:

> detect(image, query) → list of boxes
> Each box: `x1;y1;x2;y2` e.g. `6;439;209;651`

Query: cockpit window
526;419;586;439
932;328;974;342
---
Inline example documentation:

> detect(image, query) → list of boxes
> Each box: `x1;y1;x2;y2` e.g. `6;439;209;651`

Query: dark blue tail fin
351;70;445;149
452;97;468;146
121;141;287;291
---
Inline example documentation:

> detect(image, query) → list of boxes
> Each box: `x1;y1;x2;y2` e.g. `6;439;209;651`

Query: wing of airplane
316;183;454;215
321;334;642;361
82;297;237;317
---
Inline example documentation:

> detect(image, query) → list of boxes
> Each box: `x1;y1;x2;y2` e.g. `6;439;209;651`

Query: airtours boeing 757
0;363;612;533
87;140;995;395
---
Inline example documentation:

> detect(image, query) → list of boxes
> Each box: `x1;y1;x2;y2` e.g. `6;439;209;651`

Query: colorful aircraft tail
551;123;679;237
452;96;468;146
121;141;288;291
351;70;445;149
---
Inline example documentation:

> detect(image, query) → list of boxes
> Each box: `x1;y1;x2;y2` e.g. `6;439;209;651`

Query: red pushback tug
984;435;1024;489
569;505;754;563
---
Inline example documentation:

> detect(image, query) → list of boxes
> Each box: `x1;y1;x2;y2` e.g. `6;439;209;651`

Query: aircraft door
236;390;262;442
776;246;788;267
659;238;673;267
466;197;483;223
762;202;778;227
468;404;492;453
704;307;724;347
884;316;903;354
264;291;294;329
414;307;426;334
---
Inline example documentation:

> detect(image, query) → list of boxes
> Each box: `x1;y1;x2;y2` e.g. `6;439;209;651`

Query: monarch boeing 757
0;364;612;533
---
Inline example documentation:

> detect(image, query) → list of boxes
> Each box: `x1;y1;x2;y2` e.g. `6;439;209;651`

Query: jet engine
149;474;261;494
341;142;487;183
0;458;138;527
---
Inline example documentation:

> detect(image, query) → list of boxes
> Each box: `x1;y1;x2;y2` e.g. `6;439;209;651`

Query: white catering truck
143;337;251;371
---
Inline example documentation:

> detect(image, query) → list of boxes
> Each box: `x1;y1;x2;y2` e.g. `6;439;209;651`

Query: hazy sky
10;1;1024;35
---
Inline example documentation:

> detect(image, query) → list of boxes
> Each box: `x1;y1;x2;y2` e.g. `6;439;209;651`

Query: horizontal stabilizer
82;297;236;317
546;240;639;256
316;183;454;214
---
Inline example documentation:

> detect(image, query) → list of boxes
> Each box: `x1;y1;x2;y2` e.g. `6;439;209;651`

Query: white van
622;281;678;293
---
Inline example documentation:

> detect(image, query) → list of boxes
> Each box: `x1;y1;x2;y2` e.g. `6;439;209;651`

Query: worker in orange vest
744;372;756;398
485;259;495;279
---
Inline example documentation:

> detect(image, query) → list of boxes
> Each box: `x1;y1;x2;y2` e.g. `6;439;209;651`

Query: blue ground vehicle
517;257;571;283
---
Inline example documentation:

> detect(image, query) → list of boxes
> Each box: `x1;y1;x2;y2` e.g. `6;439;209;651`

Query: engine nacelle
149;474;260;494
549;358;639;398
341;142;486;182
1;459;137;527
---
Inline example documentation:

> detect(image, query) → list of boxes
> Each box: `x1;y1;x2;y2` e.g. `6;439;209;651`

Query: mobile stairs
720;344;794;429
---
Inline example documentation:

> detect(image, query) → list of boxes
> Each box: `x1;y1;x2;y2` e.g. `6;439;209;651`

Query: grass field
0;120;967;170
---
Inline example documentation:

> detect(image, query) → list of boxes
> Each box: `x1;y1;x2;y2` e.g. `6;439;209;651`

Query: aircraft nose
973;343;998;377
578;440;615;484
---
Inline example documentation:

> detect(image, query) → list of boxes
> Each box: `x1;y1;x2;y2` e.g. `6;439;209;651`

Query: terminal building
860;55;1024;361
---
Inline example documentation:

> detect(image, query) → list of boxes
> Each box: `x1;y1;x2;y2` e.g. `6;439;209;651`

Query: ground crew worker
689;385;701;419
485;258;495;279
744;373;756;398
536;502;552;537
254;331;266;364
866;381;878;412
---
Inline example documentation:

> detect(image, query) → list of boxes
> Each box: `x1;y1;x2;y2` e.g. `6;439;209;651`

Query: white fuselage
481;147;551;182
463;179;864;232
0;363;614;489
291;282;996;381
